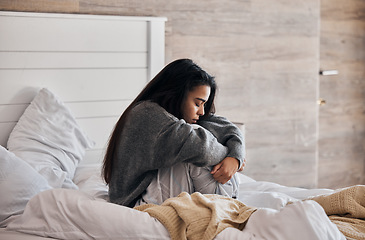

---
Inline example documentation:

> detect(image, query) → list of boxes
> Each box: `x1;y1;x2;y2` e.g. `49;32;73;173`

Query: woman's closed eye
195;100;206;108
196;103;206;108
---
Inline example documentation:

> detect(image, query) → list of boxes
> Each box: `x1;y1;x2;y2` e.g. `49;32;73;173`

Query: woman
103;58;246;207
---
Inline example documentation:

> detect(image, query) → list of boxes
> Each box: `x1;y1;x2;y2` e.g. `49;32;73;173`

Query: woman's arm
198;115;246;184
198;114;246;166
128;101;229;170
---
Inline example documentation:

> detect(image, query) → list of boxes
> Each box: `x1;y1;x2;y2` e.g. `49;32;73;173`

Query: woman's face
181;85;211;124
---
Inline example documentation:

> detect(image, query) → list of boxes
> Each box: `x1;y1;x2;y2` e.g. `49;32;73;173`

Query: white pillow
0;145;51;224
73;164;109;200
7;88;94;189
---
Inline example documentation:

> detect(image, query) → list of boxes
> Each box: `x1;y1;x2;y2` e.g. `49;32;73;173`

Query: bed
0;11;363;240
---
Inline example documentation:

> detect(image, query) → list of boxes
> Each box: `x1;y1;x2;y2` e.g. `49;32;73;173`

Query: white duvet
2;165;345;240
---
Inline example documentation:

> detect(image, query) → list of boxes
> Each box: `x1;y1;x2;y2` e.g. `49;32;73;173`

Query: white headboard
0;11;166;164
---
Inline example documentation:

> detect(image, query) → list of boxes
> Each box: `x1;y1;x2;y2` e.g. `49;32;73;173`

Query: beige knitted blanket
134;192;257;240
310;185;365;240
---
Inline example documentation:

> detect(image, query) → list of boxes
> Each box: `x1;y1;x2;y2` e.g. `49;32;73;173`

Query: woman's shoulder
130;101;178;122
131;101;163;114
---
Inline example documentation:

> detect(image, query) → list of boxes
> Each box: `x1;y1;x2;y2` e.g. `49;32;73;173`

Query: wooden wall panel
0;0;79;12
2;0;365;188
319;0;365;188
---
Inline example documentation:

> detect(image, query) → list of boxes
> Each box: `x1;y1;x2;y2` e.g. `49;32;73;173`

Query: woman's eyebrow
195;97;207;103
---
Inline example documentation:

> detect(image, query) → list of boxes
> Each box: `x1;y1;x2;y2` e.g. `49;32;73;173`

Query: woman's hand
210;157;240;184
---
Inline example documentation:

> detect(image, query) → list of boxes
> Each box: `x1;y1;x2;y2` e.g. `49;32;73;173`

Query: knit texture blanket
311;185;365;240
134;192;256;240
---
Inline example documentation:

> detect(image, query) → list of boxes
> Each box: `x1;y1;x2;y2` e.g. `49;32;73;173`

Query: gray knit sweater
109;101;245;207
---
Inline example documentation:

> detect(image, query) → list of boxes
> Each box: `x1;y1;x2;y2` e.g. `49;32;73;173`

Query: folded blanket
310;185;365;240
134;192;256;240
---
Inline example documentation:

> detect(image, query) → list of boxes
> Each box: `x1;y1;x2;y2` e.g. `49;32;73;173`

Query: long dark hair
102;58;217;184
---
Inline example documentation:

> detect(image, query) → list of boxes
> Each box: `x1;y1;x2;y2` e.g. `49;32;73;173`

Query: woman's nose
198;106;205;116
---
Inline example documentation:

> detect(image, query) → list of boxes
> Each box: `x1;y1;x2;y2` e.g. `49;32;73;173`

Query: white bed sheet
1;165;345;240
0;228;54;240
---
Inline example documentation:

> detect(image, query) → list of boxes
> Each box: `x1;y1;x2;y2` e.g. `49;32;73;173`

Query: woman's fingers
211;157;239;184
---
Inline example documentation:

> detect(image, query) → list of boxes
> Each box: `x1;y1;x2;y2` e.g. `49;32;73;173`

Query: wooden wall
1;0;364;189
318;0;365;188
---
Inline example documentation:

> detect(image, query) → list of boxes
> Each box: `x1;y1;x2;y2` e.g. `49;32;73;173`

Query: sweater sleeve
128;102;228;170
197;114;246;169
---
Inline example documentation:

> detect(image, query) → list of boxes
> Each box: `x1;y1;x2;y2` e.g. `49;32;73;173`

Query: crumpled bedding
2;168;347;240
134;192;257;240
310;185;365;240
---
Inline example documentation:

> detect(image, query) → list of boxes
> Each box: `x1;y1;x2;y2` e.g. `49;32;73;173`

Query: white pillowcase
73;164;109;200
0;145;51;224
7;88;94;189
